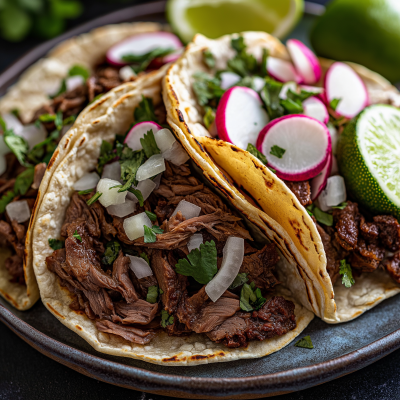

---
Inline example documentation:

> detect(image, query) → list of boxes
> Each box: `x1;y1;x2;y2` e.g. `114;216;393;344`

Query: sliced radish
310;152;332;201
324;62;369;119
302;97;329;124
279;81;297;100
220;72;241;90
256;114;331;181
106;32;182;67
124;121;162;152
216;86;269;149
266;57;301;83
287;39;321;85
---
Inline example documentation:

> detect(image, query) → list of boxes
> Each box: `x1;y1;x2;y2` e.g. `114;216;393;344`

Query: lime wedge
337;105;400;219
166;0;304;43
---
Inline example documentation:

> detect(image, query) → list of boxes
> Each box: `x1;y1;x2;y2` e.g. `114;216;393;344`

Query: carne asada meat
284;180;312;207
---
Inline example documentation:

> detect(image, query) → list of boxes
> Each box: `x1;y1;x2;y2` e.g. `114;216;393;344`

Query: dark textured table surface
1;1;400;399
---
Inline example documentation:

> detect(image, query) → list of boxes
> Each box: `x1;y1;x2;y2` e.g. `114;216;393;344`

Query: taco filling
44;99;297;348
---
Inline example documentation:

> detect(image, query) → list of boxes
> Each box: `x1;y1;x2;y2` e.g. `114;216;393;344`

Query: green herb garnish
260;78;284;120
73;230;82;241
117;145;146;190
246;143;268;164
203;49;215;68
102;240;121;266
175;241;217;284
143;225;163;243
145;210;157;221
140;130;160;158
203;106;215;129
146;285;163;304
14;167;34;196
229;273;248;289
3;128;29;166
68;64;89;80
332;202;348;210
0;191;16;213
295;335;314;349
96;140;115;174
77;189;94;195
239;282;266;311
86;192;102;206
339;259;355;288
313;206;333;226
48;238;65;250
122;47;174;73
330;98;341;111
134;96;159;125
192;72;224;107
270;145;286;159
160;310;174;328
228;35;258;77
280;98;303;114
140;252;150;264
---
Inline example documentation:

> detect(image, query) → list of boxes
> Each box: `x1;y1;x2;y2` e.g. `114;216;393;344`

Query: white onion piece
318;176;347;211
205;237;244;302
18;124;47;149
187;234;203;252
253;76;265;92
107;199;136;218
128;255;153;279
154;128;176;152
119;66;136;81
220;72;241;90
97;178;127;207
123;212;152;240
153;173;162;189
102;161;121;182
66;75;85;92
330;155;339;176
327;123;339;155
73;172;100;191
136;154;165;181
279;81;297;100
172;200;201;220
0;155;6;175
1;113;23;135
161;141;189;166
136;179;156;201
6;200;31;223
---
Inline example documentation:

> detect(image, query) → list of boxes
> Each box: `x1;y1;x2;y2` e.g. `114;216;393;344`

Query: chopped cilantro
143;225;163;243
140;130;160;158
295;335;314;349
117;145;146;190
26;130;59;165
0;116;6;131
339;259;355;288
239;282;266;311
68;64;89;80
260;48;268;77
63;115;76;126
286;88;314;103
4;128;29;167
51;79;67;98
0;191;15;214
260;78;284;120
231;36;246;53
134;96;159;124
203;49;215;68
280;98;303;114
122;47;173;73
314;206;333;226
229;273;248;289
175;241;217;284
227;35;258;77
192;72;224;107
86;192;102;206
38;113;57;123
96;140;115;174
160;310;174;328
102;240;121;266
77;189;94;195
140;252;150;264
145;210;157;221
203;106;215;129
48;238;65;251
147;285;163;304
332;202;348;210
14;167;34;196
270;145;286;159
246;143;268;165
73;230;82;241
151;225;164;234
126;187;144;206
330;98;341;111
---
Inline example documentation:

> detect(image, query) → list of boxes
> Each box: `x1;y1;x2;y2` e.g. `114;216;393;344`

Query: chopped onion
73;172;100;191
123;212;152;240
136;179;156;201
172;200;201;220
66;75;85;92
6;200;31;223
97;178;127;207
119;66;136;81
1;113;23;135
127;255;153;279
279;81;297;100
253;76;265;92
107;199;136;218
327;123;339;155
102;161;121;182
154;128;176;152
18;123;47;149
187;234;203;252
153;173;162;189
317;175;347;211
205;237;244;302
220;72;241;90
136;154;165;181
161;141;190;166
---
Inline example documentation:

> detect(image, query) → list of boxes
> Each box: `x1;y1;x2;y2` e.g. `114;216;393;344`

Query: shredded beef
284;180;312;207
333;201;360;251
350;239;385;272
373;215;400;252
5;255;24;284
115;300;158;325
384;253;400;283
316;224;340;283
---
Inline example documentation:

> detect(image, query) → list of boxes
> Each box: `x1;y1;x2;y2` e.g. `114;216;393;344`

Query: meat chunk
384;253;400;283
333;201;359;251
284;180;312;207
5;255;24;285
115;300;158;325
316;224;340;283
374;215;400;252
350;239;385;272
112;251;139;303
32;163;47;190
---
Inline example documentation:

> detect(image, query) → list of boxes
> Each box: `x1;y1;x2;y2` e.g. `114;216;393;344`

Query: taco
31;61;313;365
0;22;182;310
162;31;400;323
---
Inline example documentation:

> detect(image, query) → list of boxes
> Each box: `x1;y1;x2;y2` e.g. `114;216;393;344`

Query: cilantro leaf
330;98;341;111
231;36;246;52
118;146;146;189
260;78;284;120
280;98;303;114
140;130;160;158
26;129;59;165
295;335;314;349
102;240;121;266
122;47;173;73
239;282;266;311
146;285;162;304
228;35;258;77
134;96;159;124
14;167;34;196
270;145;286;158
143;225;163;243
160;310;174;328
203;49;215;68
0;191;15;214
4;128;29;166
96;140;115;174
68;64;89;80
246;143;268;164
145;210;157;221
175;241;217;284
0;115;6;131
203;106;215;129
73;230;82;241
151;225;163;234
140;252;150;264
38;113;57;123
286;88;315;103
339;259;355;288
332;202;348;210
86;192;102;206
48;238;65;251
192;72;224;107
313;206;333;226
229;272;248;289
125;187;143;206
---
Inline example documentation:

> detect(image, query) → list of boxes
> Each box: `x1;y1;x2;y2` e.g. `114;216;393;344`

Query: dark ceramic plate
1;2;400;399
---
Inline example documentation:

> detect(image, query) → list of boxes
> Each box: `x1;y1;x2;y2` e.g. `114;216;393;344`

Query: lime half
337;104;400;218
167;0;304;43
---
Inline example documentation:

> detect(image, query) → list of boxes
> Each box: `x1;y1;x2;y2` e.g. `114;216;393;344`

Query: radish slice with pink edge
302;96;329;124
256;114;331;181
106;32;182;67
266;57;302;83
310;152;332;201
324;62;369;118
216;86;269;149
287;39;321;85
124;121;162;151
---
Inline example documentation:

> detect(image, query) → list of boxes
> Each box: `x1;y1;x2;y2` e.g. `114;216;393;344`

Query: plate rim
1;1;400;398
